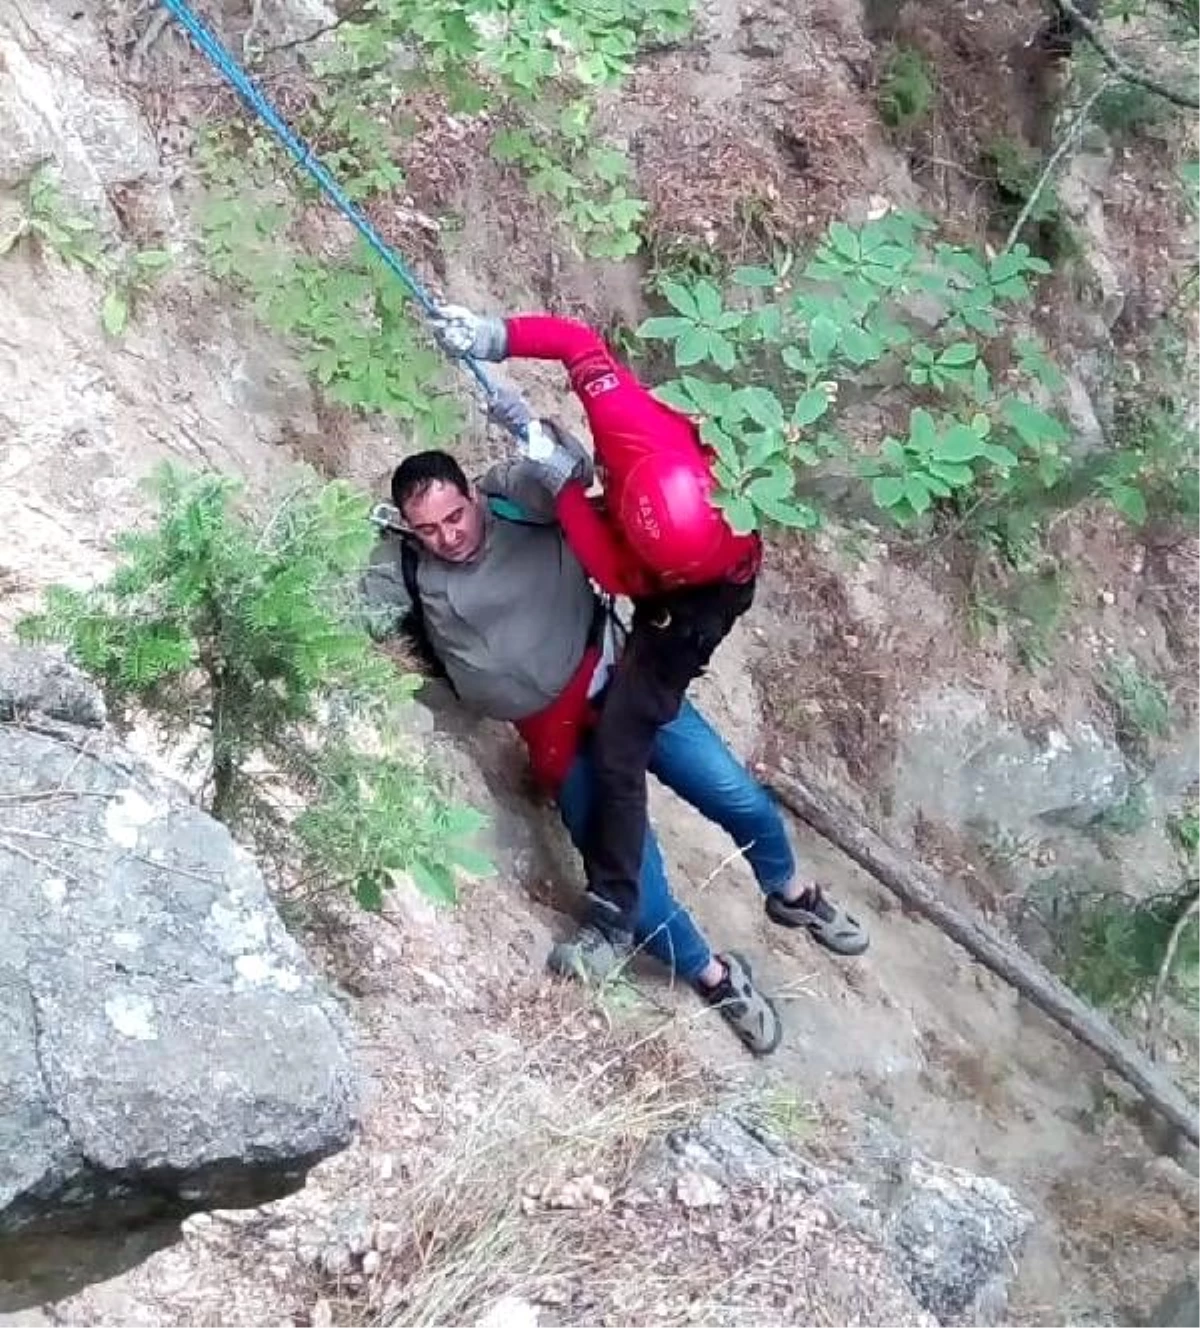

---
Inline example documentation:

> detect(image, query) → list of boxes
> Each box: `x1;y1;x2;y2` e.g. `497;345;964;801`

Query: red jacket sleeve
553;483;653;599
504;315;698;468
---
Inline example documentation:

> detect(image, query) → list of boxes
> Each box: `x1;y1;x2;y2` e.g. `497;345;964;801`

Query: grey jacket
362;449;600;721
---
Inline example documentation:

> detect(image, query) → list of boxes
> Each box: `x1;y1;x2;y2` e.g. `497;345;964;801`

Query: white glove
521;421;583;494
430;303;508;361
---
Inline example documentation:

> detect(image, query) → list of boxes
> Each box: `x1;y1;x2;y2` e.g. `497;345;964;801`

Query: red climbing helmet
615;451;730;581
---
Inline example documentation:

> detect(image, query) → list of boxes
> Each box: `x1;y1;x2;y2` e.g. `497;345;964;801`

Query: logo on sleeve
583;372;619;398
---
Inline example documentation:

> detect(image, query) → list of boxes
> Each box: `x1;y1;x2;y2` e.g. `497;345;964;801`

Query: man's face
401;480;486;563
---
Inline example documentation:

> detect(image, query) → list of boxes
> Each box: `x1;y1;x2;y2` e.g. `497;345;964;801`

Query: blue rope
158;0;499;402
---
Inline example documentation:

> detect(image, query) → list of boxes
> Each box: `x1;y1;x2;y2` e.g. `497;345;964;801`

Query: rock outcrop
0;648;358;1303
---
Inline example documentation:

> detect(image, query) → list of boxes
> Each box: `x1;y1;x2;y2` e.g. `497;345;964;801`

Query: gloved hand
520;420;585;495
430;303;508;361
487;384;532;438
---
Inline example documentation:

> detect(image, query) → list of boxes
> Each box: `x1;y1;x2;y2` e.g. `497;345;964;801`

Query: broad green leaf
1109;482;1148;525
828;221;861;261
939;342;977;367
793;387;829;428
719;492;758;533
842;324;882;365
133;248;172;272
935;426;986;462
354;874;384;912
653;379;697;412
411;860;457;905
1001;398;1068;447
675;326;709;366
693;279;724;322
755;495;820;529
745;429;785;468
981;442;1019;469
700;418;740;468
908;407;938;452
661;278;699;318
971;359;992;403
733;264;777;287
709;331;737;370
781;345;808;372
748;466;794;504
871;475;907;508
926;460;973;485
101;289;129;338
881;437;908;468
922;471;953;498
638;315;694;339
903;474;932;514
808;315;838;363
739;386;785;430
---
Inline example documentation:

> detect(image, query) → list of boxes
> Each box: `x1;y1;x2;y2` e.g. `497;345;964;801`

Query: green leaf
971;358;992;403
733;264;777;287
904;474;933;513
719;492;758;534
827;221;861;261
1001;398;1068;447
638;315;694;339
872;475;907;508
738;386;785;430
793;387;830;428
745;429;785;468
841;324;881;365
981;442;1019;468
693;280;724;322
661;278;699;318
708;331;737;371
101;289;129;338
354;873;385;912
449;845;494;876
938;342;977;367
808;315;838;363
411;860;457;905
926;459;973;485
748;465;794;503
881;437;908;468
700;418;739;468
935;426;986;462
1109;482;1148;525
908;407;938;452
755;495;820;528
675;326;709;366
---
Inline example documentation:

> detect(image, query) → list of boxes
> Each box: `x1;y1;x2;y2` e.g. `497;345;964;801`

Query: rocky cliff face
0;646;358;1306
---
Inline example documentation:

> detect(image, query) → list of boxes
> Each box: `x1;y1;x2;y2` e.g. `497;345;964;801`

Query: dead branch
1054;0;1200;109
1147;889;1200;1062
762;760;1199;1145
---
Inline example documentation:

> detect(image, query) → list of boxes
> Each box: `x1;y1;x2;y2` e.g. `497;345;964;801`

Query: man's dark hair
391;451;471;514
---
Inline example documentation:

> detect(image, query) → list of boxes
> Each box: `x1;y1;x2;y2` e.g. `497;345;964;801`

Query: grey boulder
0;651;359;1249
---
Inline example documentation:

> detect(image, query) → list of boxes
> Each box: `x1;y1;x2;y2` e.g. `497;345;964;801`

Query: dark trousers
582;575;757;936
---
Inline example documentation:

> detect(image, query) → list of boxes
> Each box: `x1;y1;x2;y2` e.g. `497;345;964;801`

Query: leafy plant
199;140;464;438
1098;653;1170;754
635;209;1067;533
0;166;104;269
17;465;487;908
980;137;1076;260
491;102;647;259
102;248;173;338
877;45;935;130
1060;884;1199;1015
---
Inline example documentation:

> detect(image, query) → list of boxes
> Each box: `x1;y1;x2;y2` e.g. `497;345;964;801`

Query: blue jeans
557;700;795;982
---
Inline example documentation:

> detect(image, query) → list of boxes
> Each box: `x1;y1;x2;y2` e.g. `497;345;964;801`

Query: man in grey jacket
362;393;868;1056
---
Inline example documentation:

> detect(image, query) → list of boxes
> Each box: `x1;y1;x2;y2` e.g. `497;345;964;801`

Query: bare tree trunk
762;761;1199;1146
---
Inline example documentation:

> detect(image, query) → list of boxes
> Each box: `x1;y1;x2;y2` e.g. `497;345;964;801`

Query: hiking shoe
766;884;869;955
547;922;634;984
698;951;782;1056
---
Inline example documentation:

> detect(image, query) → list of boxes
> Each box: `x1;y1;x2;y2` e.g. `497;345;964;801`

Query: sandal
766;885;869;955
698;951;782;1056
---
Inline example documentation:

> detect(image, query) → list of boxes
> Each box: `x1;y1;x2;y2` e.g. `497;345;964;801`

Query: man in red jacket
432;305;851;977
